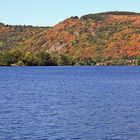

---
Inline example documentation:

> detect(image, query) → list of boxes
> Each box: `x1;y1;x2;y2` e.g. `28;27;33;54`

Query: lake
0;66;140;140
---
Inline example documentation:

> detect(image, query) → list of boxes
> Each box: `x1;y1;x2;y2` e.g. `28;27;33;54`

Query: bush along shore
0;50;140;66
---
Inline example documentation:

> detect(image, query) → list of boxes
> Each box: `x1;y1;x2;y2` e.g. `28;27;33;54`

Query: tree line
0;49;97;66
0;49;140;66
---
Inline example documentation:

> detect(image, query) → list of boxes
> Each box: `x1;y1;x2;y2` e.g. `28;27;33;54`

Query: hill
0;11;140;66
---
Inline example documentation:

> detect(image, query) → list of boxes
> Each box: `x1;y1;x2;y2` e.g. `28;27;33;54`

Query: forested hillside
0;11;140;66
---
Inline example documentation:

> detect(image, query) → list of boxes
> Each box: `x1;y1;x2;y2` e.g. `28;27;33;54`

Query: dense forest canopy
0;11;140;66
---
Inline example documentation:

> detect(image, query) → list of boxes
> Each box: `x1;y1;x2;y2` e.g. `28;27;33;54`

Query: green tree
36;52;54;66
137;56;140;65
22;52;39;66
60;54;72;66
1;52;14;66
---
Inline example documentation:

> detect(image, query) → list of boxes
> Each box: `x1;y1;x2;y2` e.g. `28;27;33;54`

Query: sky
0;0;140;26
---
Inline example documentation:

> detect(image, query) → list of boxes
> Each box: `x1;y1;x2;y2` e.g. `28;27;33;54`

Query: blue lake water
0;66;140;140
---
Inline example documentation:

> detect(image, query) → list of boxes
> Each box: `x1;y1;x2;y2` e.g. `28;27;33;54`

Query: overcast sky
0;0;140;26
